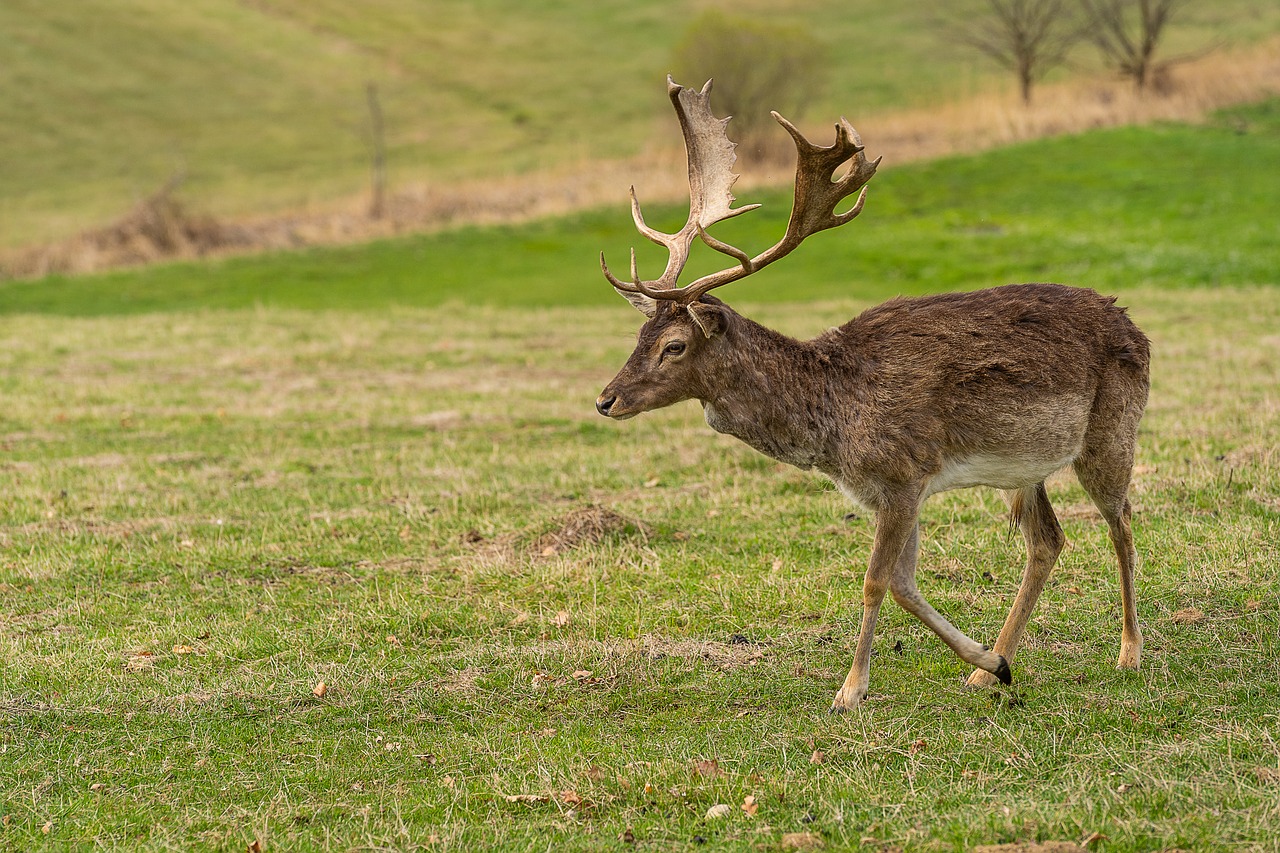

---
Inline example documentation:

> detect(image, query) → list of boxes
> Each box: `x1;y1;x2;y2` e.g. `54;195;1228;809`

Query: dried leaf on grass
741;794;759;817
692;759;723;778
781;832;825;850
705;804;733;819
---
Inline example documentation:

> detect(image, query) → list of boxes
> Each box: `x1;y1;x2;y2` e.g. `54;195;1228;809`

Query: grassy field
3;0;1279;249
2;106;1279;849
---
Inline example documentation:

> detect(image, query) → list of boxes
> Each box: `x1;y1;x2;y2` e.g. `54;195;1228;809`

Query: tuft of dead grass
3;38;1278;279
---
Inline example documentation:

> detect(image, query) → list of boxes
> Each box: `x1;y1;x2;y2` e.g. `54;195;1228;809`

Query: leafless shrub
0;177;252;278
670;10;827;159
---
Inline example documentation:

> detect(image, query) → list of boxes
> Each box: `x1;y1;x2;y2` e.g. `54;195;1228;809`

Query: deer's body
595;79;1149;711
688;284;1147;509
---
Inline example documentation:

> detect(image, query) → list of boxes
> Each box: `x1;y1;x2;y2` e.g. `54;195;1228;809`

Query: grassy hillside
1;99;1277;315
2;0;1278;249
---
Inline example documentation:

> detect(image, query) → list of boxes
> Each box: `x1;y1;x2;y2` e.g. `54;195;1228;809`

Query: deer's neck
699;316;845;471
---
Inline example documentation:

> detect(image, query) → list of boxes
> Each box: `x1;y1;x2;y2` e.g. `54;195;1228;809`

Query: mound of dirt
531;506;649;556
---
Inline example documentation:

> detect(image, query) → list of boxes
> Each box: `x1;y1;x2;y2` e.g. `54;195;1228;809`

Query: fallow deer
595;78;1149;712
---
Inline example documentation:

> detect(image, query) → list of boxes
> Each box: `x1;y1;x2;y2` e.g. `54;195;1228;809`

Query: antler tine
677;113;880;304
600;249;665;298
772;113;881;244
599;77;761;302
601;78;879;307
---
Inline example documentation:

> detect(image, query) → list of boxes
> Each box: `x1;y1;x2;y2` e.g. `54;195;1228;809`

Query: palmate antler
601;76;881;305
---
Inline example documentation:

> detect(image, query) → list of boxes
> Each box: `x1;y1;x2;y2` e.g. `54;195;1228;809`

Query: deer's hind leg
966;482;1064;688
1074;443;1142;671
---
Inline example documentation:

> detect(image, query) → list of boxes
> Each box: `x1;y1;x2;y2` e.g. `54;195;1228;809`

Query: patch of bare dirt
436;667;486;695
636;636;770;670
15;516;177;539
432;635;776;673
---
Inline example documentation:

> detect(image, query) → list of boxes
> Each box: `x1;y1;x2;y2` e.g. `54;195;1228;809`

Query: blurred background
2;0;1278;280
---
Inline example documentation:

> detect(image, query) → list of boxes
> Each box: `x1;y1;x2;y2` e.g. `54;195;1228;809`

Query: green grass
3;0;1279;247
1;106;1279;849
1;289;1277;850
3;99;1279;315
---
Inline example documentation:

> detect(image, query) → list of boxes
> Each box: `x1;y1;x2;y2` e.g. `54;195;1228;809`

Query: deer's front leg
831;504;918;713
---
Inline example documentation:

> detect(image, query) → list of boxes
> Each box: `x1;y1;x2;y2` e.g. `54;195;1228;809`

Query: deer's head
595;296;730;419
595;77;879;420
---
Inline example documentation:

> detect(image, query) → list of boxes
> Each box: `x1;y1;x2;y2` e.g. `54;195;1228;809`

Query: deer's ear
616;288;658;318
687;302;726;338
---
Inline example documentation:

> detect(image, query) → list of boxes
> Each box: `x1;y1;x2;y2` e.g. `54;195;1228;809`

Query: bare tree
596;79;1150;712
946;0;1083;105
1078;0;1184;91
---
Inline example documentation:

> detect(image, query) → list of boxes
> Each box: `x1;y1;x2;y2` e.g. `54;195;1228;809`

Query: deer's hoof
829;689;867;713
993;656;1012;685
1116;648;1142;671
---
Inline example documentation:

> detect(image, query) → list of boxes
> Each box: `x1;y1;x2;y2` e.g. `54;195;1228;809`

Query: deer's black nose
596;395;616;416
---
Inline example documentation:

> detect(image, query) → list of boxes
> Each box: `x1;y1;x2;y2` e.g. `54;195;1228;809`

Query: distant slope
2;99;1277;316
2;0;1277;249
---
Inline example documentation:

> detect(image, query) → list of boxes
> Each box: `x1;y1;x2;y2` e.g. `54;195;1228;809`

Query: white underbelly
926;451;1078;497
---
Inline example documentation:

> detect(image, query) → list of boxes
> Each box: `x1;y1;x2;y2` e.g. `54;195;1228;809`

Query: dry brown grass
3;37;1278;280
866;36;1280;163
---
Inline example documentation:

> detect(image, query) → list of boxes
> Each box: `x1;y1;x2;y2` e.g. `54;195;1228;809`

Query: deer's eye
663;341;686;358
